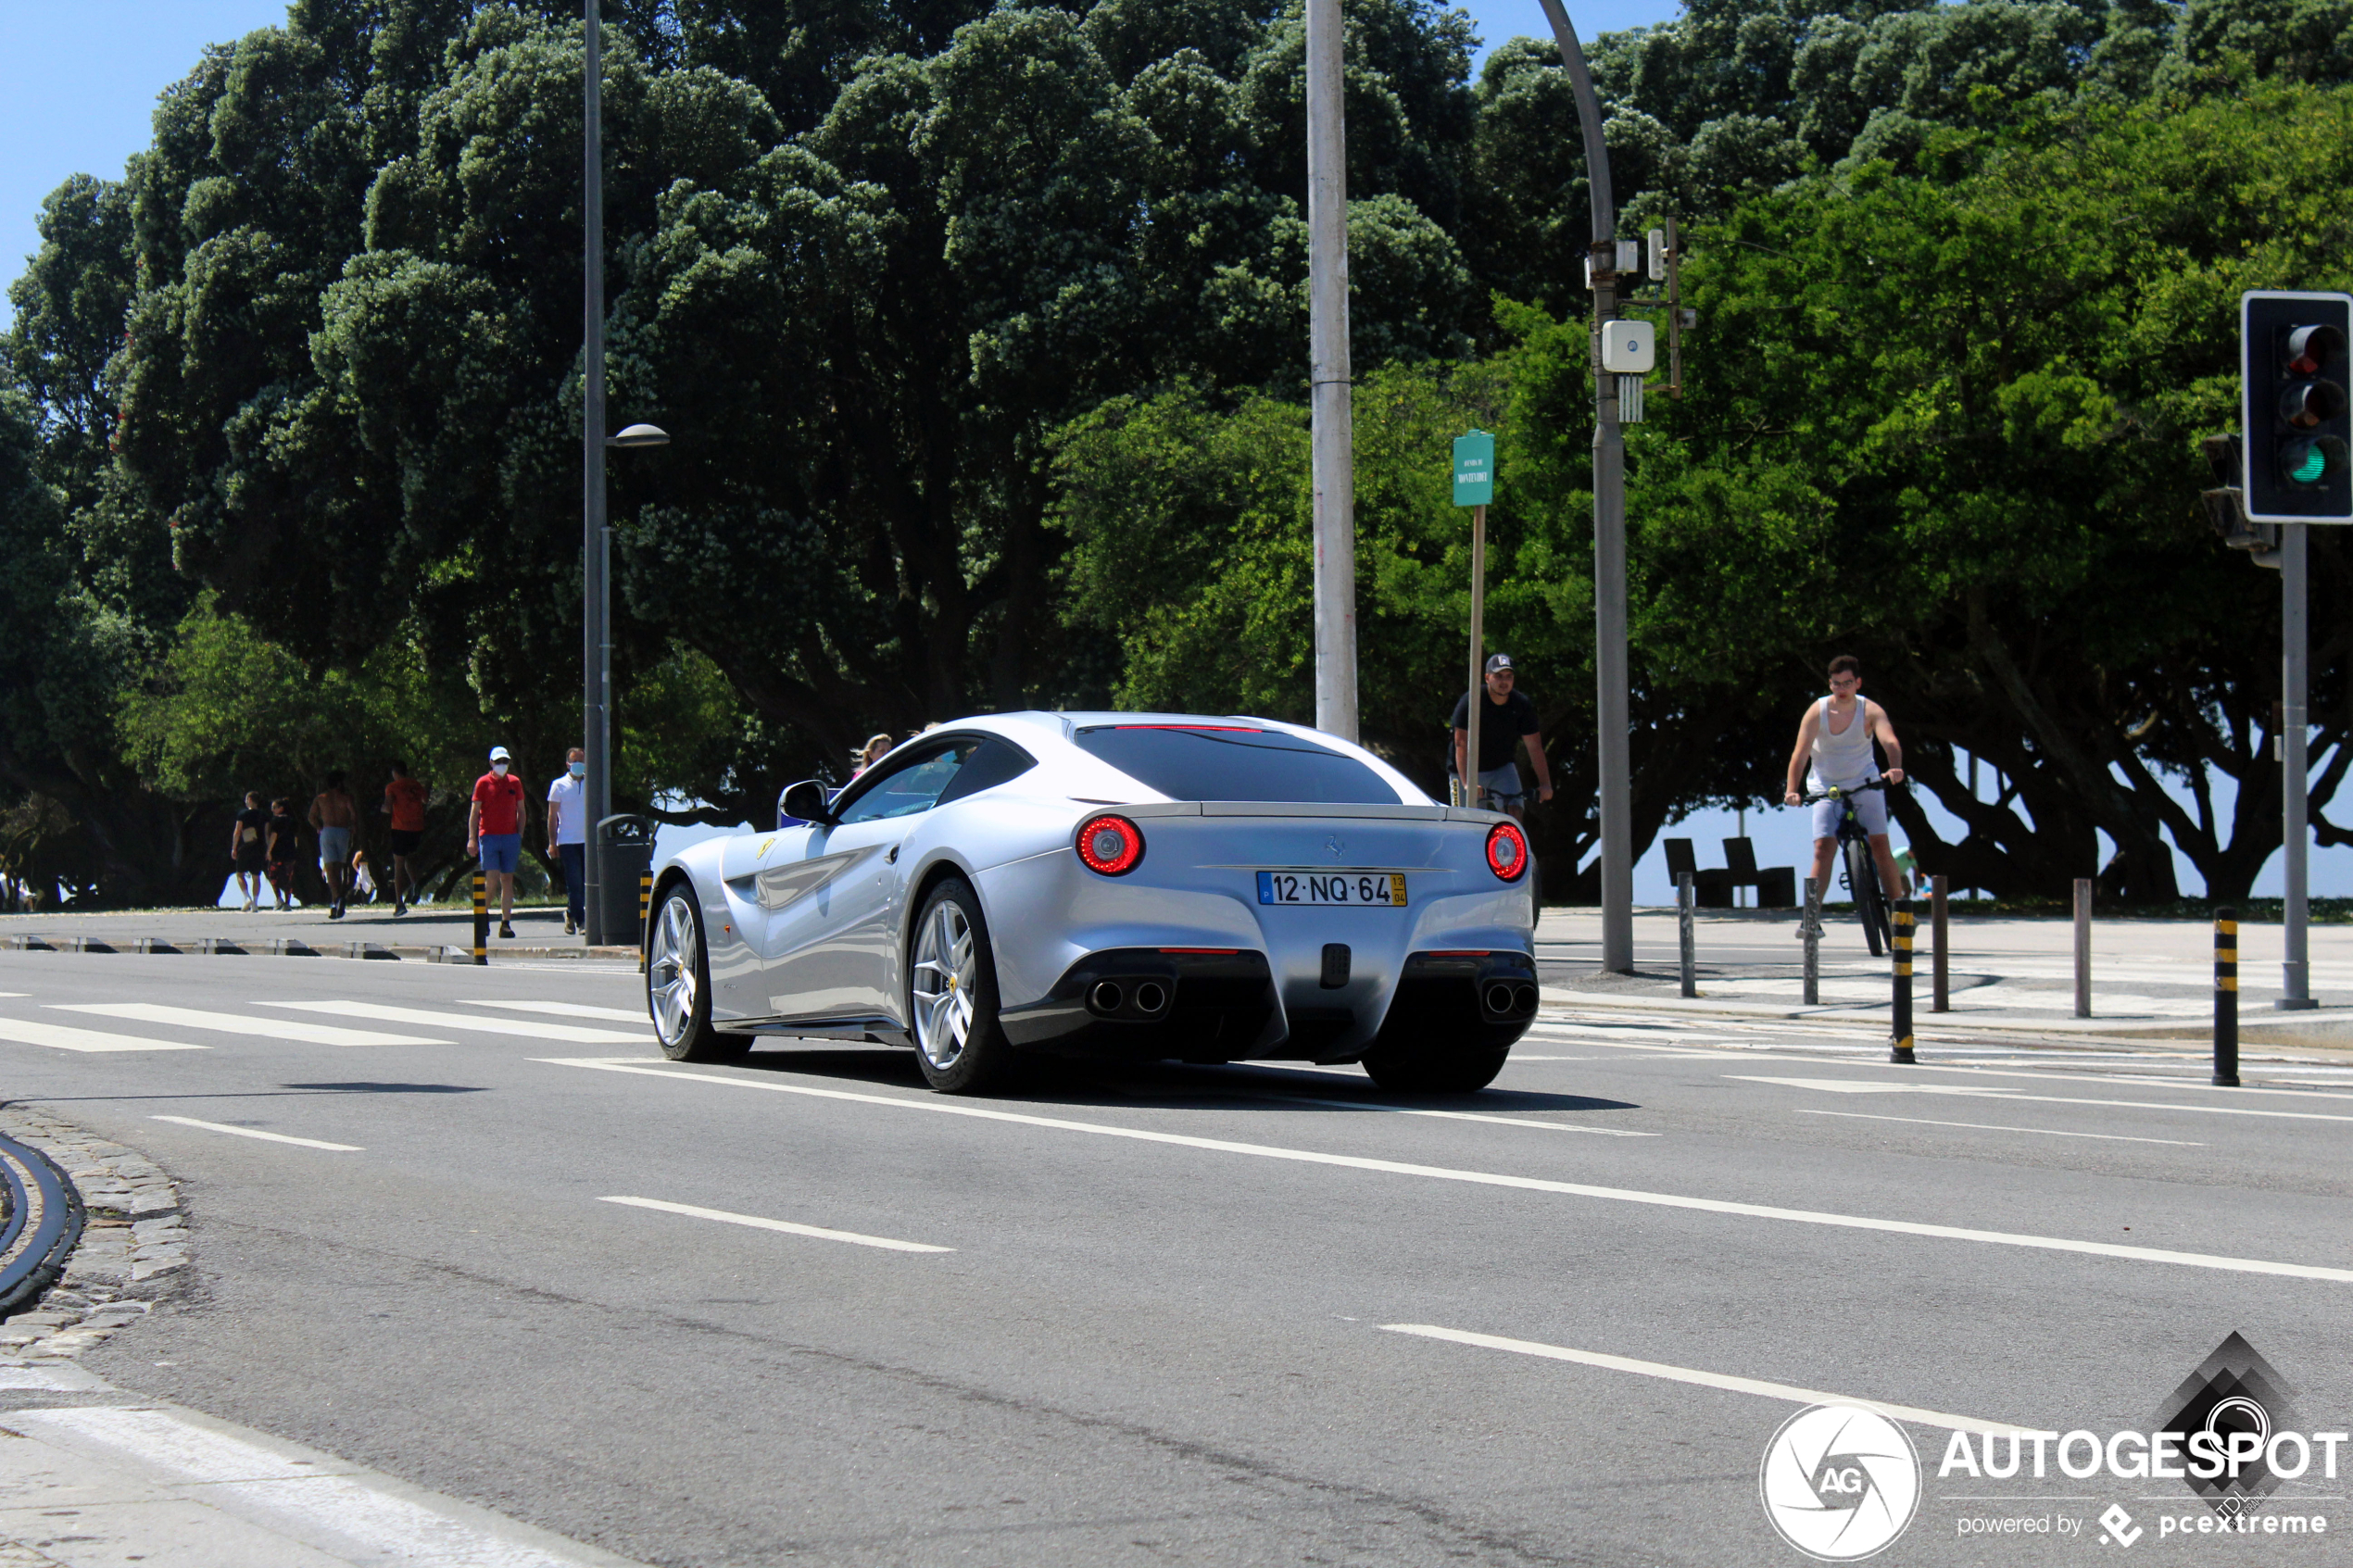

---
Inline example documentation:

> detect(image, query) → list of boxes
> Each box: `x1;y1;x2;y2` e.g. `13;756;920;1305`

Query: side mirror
780;779;836;825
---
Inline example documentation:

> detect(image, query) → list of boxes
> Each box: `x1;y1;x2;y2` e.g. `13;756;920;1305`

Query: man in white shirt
1782;654;1906;901
547;746;589;936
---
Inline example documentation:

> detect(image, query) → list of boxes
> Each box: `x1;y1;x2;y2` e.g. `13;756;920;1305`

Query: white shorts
1811;786;1886;840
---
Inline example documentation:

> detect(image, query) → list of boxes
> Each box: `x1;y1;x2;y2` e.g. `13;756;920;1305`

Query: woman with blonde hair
851;733;895;777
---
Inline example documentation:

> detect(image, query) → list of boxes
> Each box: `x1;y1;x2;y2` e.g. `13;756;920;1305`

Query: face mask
568;761;585;778
493;762;509;775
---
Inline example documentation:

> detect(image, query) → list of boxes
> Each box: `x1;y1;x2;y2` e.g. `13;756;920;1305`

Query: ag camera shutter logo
1760;1404;1921;1561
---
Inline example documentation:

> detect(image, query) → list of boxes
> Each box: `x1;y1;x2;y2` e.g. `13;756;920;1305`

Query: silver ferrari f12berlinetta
643;712;1540;1094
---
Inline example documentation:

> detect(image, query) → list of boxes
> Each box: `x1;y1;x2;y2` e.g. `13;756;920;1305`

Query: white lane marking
1504;1055;1604;1061
599;1196;951;1252
1262;1093;1658;1136
55;1002;447;1047
538;1058;2353;1285
1793;1109;2206;1146
0;1018;208;1053
267;1000;642;1043
6;1405;602;1568
150;1115;361;1151
464;1000;648;1022
1731;1074;2353;1124
1380;1324;2054;1438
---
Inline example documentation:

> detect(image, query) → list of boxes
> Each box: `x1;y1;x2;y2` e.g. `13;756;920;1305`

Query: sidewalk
0;1363;643;1568
1534;906;2353;1047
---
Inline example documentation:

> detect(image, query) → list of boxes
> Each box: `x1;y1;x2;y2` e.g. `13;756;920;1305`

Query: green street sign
1453;429;1495;507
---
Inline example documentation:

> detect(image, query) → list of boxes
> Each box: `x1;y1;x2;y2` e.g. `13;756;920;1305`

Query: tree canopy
4;0;2350;905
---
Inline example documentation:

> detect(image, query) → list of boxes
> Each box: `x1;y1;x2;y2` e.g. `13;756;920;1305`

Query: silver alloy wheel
648;894;698;1049
911;897;977;1069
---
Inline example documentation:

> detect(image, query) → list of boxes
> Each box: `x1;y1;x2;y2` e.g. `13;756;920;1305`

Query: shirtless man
1782;655;1906;900
308;771;359;920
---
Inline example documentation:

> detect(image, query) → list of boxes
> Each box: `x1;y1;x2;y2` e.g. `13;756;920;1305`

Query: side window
834;742;978;824
934;738;1036;806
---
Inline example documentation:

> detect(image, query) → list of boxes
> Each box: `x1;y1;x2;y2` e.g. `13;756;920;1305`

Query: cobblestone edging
0;1109;186;1361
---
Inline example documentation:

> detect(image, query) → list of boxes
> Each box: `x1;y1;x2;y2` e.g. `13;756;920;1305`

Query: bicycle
1801;778;1894;957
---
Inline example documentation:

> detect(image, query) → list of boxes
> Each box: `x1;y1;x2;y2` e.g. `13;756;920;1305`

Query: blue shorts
1475;763;1525;805
317;825;352;867
1811;787;1887;840
478;832;522;873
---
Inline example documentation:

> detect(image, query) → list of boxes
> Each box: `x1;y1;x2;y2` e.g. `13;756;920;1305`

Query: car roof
899;711;1429;805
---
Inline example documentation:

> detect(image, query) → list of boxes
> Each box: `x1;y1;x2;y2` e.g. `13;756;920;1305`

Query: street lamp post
581;0;668;945
1532;0;1634;972
1306;0;1357;742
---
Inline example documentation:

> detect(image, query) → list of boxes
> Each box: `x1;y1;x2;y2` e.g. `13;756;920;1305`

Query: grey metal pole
1305;0;1356;743
1802;874;1820;1006
2280;521;2314;1010
1677;872;1696;997
2072;877;2092;1018
1531;0;1629;972
1930;873;1949;1012
581;0;610;946
1465;505;1486;808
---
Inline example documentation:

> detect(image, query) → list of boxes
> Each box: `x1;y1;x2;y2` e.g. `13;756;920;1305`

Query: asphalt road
5;949;2351;1566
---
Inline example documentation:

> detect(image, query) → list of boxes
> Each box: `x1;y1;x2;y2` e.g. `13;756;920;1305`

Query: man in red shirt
380;759;428;916
468;745;529;939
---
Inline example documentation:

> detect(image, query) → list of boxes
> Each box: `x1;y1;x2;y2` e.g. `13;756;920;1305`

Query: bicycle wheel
1845;837;1887;957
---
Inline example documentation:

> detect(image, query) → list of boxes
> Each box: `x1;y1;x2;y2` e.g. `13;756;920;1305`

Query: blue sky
0;2;1681;326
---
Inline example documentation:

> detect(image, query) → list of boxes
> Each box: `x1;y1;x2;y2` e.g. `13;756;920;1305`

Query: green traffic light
2292;444;2330;484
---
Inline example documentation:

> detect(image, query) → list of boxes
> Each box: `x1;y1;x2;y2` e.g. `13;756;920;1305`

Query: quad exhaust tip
1088;978;1171;1018
1484;982;1541;1018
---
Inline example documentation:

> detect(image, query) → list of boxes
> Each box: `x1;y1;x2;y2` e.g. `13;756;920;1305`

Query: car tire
908;877;1018;1095
1360;1040;1513;1095
646;884;752;1064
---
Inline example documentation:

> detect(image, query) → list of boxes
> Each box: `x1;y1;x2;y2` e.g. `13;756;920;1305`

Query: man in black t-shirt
228;791;270;912
1449;653;1554;819
262;798;302;910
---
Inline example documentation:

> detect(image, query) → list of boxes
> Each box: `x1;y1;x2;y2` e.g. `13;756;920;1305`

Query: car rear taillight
1485;821;1529;882
1076;813;1145;875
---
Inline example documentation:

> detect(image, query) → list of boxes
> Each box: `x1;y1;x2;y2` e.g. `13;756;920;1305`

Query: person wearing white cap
468;745;528;938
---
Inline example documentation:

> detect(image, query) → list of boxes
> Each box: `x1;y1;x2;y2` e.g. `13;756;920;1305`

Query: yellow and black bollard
1889;900;1916;1064
2213;907;2239;1087
471;870;488;967
637;872;654;972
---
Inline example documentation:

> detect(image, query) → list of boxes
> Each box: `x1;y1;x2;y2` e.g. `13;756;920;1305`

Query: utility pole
1533;0;1631;972
1305;0;1356;742
581;0;610;944
2280;521;2314;1009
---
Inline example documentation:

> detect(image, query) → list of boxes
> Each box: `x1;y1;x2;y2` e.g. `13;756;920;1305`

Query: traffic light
2243;291;2353;523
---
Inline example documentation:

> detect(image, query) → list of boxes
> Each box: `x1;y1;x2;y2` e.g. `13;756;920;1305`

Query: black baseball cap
1485;653;1515;674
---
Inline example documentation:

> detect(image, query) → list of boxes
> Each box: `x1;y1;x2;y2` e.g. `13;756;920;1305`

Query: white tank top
1807;696;1878;790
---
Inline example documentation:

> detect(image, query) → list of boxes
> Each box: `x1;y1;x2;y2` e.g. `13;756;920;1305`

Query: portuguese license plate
1256;872;1407;907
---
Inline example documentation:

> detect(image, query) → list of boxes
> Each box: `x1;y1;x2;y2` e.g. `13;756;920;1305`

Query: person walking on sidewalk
547;747;588;936
1782;654;1906;901
381;759;427;915
309;771;359;920
262;798;301;909
1450;654;1554;821
229;791;269;911
468;746;528;939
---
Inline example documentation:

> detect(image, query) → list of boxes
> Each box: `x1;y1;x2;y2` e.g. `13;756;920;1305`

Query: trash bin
595;815;656;944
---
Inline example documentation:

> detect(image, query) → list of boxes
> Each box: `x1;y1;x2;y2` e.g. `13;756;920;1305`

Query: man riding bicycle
1783;655;1906;901
1451;654;1554;820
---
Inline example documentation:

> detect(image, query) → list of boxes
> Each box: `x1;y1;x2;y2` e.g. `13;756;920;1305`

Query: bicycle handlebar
1799;778;1894;806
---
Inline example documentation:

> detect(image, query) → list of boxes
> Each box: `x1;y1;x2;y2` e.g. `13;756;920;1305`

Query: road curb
1;934;637;963
0;1109;186;1362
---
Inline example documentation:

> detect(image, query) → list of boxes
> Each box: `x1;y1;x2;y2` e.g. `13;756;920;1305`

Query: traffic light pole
1533;0;1633;972
2280;521;2314;1009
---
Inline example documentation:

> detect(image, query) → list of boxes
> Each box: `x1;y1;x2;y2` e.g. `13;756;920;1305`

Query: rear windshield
1074;725;1403;805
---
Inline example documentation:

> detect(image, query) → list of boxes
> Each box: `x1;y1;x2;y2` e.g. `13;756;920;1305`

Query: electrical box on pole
2243;291;2353;524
